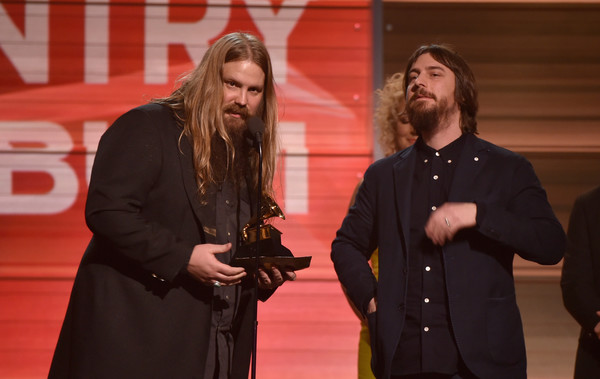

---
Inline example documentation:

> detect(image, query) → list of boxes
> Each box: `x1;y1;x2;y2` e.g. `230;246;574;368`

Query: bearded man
331;44;565;379
49;32;295;379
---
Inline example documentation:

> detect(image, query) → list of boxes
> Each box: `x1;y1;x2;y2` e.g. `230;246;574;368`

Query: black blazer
50;104;263;378
332;133;565;379
561;186;600;378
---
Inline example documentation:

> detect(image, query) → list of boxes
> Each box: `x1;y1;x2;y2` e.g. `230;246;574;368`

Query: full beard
406;92;451;135
210;122;252;188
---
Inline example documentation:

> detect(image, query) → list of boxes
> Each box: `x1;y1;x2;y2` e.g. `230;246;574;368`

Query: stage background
1;0;599;378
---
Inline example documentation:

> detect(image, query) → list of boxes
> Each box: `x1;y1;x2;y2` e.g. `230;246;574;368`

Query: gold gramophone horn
242;194;285;244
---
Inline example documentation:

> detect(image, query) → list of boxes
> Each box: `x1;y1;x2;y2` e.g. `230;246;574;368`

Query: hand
186;243;246;286
425;202;477;246
366;297;377;315
595;311;600;339
257;266;296;290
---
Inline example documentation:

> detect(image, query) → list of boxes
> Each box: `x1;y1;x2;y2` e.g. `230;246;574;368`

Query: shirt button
433;175;439;180
431;206;437;211
424;326;430;332
227;232;231;236
424;298;430;303
425;266;431;271
225;200;231;205
447;159;452;163
435;152;440;157
474;157;479;162
424;159;428;163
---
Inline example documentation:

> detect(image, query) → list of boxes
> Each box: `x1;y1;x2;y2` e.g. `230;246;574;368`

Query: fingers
366;297;377;315
257;268;273;289
283;269;297;282
425;211;454;246
212;267;247;286
187;243;246;286
209;243;246;285
210;242;233;255
217;261;245;276
424;202;477;246
188;243;298;289
257;267;283;290
210;258;246;286
257;266;296;290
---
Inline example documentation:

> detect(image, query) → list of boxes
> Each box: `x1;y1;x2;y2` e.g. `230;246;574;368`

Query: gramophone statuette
241;194;285;245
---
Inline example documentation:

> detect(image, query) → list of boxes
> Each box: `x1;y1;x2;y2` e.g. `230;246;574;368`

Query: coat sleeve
474;155;565;265
331;166;379;317
561;189;600;332
85;108;194;282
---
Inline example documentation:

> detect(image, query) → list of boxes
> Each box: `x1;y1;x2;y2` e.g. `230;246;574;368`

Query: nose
412;74;425;90
235;89;248;107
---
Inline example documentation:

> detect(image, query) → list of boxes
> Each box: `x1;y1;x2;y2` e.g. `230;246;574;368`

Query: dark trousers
391;374;474;379
391;364;478;379
574;333;600;379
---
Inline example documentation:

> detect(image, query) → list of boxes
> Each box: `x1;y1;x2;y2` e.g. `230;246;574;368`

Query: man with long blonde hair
49;32;295;379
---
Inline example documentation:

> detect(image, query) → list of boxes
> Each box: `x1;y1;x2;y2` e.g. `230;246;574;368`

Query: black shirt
203;179;251;379
392;134;467;375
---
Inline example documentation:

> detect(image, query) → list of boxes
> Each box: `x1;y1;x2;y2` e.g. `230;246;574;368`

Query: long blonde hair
154;32;278;197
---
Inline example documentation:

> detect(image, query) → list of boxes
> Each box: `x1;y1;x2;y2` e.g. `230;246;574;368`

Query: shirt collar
415;132;469;162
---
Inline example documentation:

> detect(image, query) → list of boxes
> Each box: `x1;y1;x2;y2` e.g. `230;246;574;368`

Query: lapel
443;134;489;264
178;132;215;243
448;133;489;202
392;146;416;253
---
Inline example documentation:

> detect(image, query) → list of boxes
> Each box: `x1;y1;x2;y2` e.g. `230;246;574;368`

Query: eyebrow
411;64;447;73
426;65;446;71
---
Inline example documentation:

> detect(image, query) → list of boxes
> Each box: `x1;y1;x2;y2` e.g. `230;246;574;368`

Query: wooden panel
382;3;600;152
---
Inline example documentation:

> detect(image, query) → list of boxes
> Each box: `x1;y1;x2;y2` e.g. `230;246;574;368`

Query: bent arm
331;169;378;317
85;108;192;282
475;157;565;265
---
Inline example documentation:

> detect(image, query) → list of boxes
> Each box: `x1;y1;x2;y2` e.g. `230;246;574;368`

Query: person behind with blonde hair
374;72;418;158
49;32;295;379
350;72;417;379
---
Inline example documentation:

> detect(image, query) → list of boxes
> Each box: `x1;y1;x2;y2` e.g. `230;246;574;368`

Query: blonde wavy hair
153;32;278;197
374;72;408;157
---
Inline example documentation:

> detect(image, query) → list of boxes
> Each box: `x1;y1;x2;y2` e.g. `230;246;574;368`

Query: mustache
408;88;437;104
223;103;249;119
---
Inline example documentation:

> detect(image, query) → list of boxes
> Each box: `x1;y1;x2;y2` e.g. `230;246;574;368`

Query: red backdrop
0;1;373;376
0;0;373;278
